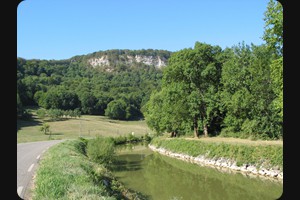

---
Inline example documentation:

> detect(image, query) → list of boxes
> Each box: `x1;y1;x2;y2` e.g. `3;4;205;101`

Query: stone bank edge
148;144;283;181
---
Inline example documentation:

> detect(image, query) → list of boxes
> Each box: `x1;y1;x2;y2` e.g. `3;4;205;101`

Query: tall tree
263;0;283;57
143;83;190;136
144;42;223;137
263;0;283;122
220;43;282;138
270;57;283;118
163;42;222;137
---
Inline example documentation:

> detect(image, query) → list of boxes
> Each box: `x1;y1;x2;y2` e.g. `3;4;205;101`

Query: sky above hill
17;0;270;60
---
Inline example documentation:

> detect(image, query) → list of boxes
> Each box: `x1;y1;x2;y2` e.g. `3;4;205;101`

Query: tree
262;0;283;57
38;87;80;110
143;84;190;136
36;108;47;119
79;92;98;114
105;99;128;120
40;123;50;135
220;43;282;138
262;0;283;124
270;57;283;118
162;42;223;137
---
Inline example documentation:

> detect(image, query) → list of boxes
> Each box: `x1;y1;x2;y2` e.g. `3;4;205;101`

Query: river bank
149;138;283;182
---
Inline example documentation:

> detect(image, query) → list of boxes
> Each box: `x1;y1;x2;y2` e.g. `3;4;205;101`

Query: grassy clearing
17;113;152;143
33;139;146;200
151;137;283;170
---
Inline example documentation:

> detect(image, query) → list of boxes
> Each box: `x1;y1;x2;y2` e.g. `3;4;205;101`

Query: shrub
74;137;88;155
86;137;115;165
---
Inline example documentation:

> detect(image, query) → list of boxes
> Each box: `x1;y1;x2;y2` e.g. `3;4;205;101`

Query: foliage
86;136;115;165
111;133;152;145
17;49;165;120
74;137;88;156
105;99;128;120
270;57;283;118
144;42;223;137
39;123;50;135
36;108;81;121
263;0;283;57
220;43;282;139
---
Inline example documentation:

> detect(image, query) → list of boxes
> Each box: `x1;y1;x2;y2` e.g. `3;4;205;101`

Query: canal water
110;144;282;200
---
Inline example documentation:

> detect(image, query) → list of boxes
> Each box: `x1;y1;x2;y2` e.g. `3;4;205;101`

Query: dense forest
143;0;282;139
17;49;172;120
17;0;282;139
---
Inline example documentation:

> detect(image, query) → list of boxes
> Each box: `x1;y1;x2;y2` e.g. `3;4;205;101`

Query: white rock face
88;56;110;67
87;55;167;68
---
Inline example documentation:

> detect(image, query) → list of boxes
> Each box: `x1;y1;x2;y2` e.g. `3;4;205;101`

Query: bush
105;100;127;120
74;137;88;155
86;137;115;165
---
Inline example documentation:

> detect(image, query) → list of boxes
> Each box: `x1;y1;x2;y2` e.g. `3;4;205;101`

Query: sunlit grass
184;136;283;146
33;139;114;200
17;113;152;143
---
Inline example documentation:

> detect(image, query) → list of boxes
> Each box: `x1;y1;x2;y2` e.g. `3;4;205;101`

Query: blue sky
17;0;269;60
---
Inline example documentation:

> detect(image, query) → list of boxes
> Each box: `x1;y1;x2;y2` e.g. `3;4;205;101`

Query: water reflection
110;145;282;200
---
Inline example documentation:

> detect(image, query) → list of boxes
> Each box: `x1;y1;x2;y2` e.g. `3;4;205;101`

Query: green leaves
40;123;50;135
105;99;128;120
263;0;283;57
220;43;282;139
144;42;223;136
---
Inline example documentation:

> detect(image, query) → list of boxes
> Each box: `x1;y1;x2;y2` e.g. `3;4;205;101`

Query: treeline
143;0;283;139
17;49;168;120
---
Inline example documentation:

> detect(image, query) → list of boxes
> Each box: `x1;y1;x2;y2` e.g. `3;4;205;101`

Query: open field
17;114;152;143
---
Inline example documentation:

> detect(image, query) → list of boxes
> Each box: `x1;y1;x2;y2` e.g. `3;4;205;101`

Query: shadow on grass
46;132;64;136
43;118;73;122
17;117;42;132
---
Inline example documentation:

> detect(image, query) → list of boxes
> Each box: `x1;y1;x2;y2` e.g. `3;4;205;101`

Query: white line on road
28;164;34;172
36;155;40;160
17;186;23;196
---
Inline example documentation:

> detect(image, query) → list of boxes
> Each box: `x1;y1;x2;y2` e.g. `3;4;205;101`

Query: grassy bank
33;139;146;200
150;137;283;170
17;111;152;143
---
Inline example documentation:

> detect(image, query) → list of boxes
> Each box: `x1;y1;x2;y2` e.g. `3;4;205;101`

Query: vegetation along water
18;1;283;199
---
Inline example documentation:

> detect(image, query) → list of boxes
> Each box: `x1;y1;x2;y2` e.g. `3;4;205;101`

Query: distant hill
18;49;173;73
17;49;171;119
69;49;172;72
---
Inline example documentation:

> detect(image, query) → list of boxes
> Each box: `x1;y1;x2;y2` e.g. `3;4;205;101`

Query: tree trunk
203;124;208;137
193;117;199;138
170;131;177;137
170;131;175;137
